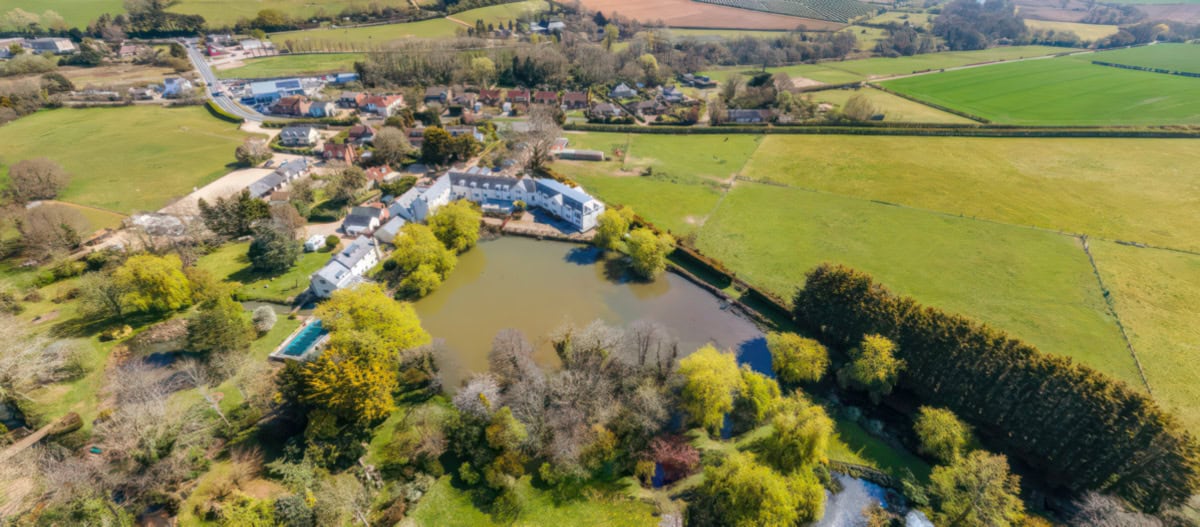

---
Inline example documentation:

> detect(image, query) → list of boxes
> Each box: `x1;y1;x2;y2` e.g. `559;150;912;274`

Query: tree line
792;263;1200;512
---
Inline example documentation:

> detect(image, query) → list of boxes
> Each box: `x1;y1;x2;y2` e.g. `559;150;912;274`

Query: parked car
263;160;275;168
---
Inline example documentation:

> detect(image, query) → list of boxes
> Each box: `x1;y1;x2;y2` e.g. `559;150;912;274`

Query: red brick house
562;91;589;109
506;88;530;104
533;90;558;105
270;95;311;116
348;124;376;144
322;143;358;165
479;88;502;106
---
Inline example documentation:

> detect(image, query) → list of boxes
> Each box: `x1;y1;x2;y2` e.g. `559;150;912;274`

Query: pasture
809;87;977;123
269;1;547;48
0;0;122;29
574;0;844;30
739;135;1200;252
167;0;410;28
1090;241;1200;433
701;45;1069;83
881;57;1200;125
0;106;250;215
555;130;1200;435
1083;42;1200;74
1024;19;1118;42
215;53;363;79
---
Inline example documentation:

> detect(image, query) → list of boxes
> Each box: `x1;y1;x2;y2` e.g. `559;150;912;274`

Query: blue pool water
282;320;326;357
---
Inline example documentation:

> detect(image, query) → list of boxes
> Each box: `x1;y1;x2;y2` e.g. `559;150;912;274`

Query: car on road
263;160;275;168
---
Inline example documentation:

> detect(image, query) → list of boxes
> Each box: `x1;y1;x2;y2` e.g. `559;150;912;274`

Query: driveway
160;153;309;215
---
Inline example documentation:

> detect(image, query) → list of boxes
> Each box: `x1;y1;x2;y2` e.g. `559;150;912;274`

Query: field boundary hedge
205;100;244;124
562;122;1200;138
1091;60;1200;78
262;116;358;128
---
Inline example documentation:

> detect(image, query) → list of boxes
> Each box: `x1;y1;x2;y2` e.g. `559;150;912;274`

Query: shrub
252;306;278;335
649;436;700;484
325;235;339;250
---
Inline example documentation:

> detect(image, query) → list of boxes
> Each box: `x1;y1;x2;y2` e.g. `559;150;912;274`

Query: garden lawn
0;0;122;29
691;183;1138;388
409;475;657;527
1080;42;1200;74
700;45;1069;84
197;242;329;304
167;0;410;28
809;87;977;123
215;53;363;79
0;106;249;215
1090;241;1200;434
881;57;1200;125
739;135;1200;252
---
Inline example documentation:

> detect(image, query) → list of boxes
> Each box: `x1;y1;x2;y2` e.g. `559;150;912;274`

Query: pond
414;236;770;390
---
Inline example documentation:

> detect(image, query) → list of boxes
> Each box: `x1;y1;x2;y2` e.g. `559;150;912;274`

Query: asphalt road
184;42;269;122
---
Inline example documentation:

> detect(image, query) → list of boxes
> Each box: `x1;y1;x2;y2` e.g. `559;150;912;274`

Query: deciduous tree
114;253;193;313
313;283;431;354
248;223;301;273
198;190;270;238
593;206;633;252
678;344;742;435
767;332;829;384
6;157;69;202
760;394;834;472
914;406;973;464
386;223;456;298
235;138;272;167
929;451;1025;527
187;296;254;356
372;127;412;168
692;451;823;527
626;228;674;280
837;333;903;403
427;200;481;253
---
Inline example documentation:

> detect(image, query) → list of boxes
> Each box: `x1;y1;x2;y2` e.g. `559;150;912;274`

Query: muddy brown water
413;236;770;391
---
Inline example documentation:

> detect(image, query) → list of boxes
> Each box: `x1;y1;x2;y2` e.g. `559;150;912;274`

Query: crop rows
694;0;877;22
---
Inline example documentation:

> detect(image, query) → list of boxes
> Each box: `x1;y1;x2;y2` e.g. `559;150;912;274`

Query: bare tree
314;475;373;526
453;373;501;420
17;205;89;260
1071;493;1163;527
523;104;564;174
269;202;306;238
76;271;130;321
372;127;412;168
178;359;229;426
0;317;80;403
234;138;272;167
488;329;540;389
6;158;69;203
550;320;622;371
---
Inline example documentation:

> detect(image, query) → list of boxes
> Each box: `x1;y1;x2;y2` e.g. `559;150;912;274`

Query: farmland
167;0;410;28
1083;42;1200;74
808;87;977;123
881;56;1200;125
694;0;879;23
1023;19;1118;42
1090;241;1200;433
0;106;250;215
553;131;1200;436
574;0;844;30
701;45;1070;83
268;1;547;49
0;0;122;29
215;53;363;79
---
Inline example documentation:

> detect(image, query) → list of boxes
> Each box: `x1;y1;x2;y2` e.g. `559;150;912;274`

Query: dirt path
0;417;65;465
444;15;473;28
42;200;127;219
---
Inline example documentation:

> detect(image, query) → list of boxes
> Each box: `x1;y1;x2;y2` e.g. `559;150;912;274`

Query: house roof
563;91;588;103
534;90;558;100
424;86;449;97
479;88;502;100
249;173;285;198
280;126;316;139
365;165;393;182
364;94;402;108
376;216;406;236
506;89;529;98
250;78;302;97
316;236;376;287
349;124;376;138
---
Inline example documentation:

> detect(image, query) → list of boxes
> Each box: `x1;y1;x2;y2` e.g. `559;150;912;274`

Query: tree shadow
49;311;171;340
562;246;602;266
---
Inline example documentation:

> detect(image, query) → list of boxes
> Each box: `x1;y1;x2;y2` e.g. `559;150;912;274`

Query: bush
273;495;314;527
252;306;278;335
325;235;339;250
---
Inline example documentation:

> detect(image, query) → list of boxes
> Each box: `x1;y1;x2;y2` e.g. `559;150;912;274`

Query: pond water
413;236;770;391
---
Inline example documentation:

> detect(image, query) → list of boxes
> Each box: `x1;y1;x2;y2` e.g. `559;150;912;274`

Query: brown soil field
573;0;845;30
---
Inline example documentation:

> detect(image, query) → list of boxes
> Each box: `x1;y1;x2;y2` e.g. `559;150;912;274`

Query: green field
1024;19;1118;42
216;53;363;79
0;106;249;215
168;0;410;28
1084;43;1200;74
867;10;933;26
0;0;122;29
810;87;977;123
739;135;1200;252
882;56;1200;125
552;131;1200;402
270;1;547;49
662;28;790;40
1090;241;1200;433
701;45;1070;84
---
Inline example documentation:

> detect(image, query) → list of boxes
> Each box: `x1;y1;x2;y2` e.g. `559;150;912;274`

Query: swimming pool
271;319;328;361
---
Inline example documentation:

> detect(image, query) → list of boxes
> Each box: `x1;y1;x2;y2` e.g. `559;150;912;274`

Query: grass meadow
216;53;364;79
809;87;977;123
0;106;250;215
269;1;547;48
881;57;1200;125
1090;241;1200;432
700;45;1069;84
1083;43;1200;74
410;475;657;527
551;131;1200;426
1024;19;1118;42
167;0;410;27
0;0;122;29
196;241;331;303
739;135;1200;252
